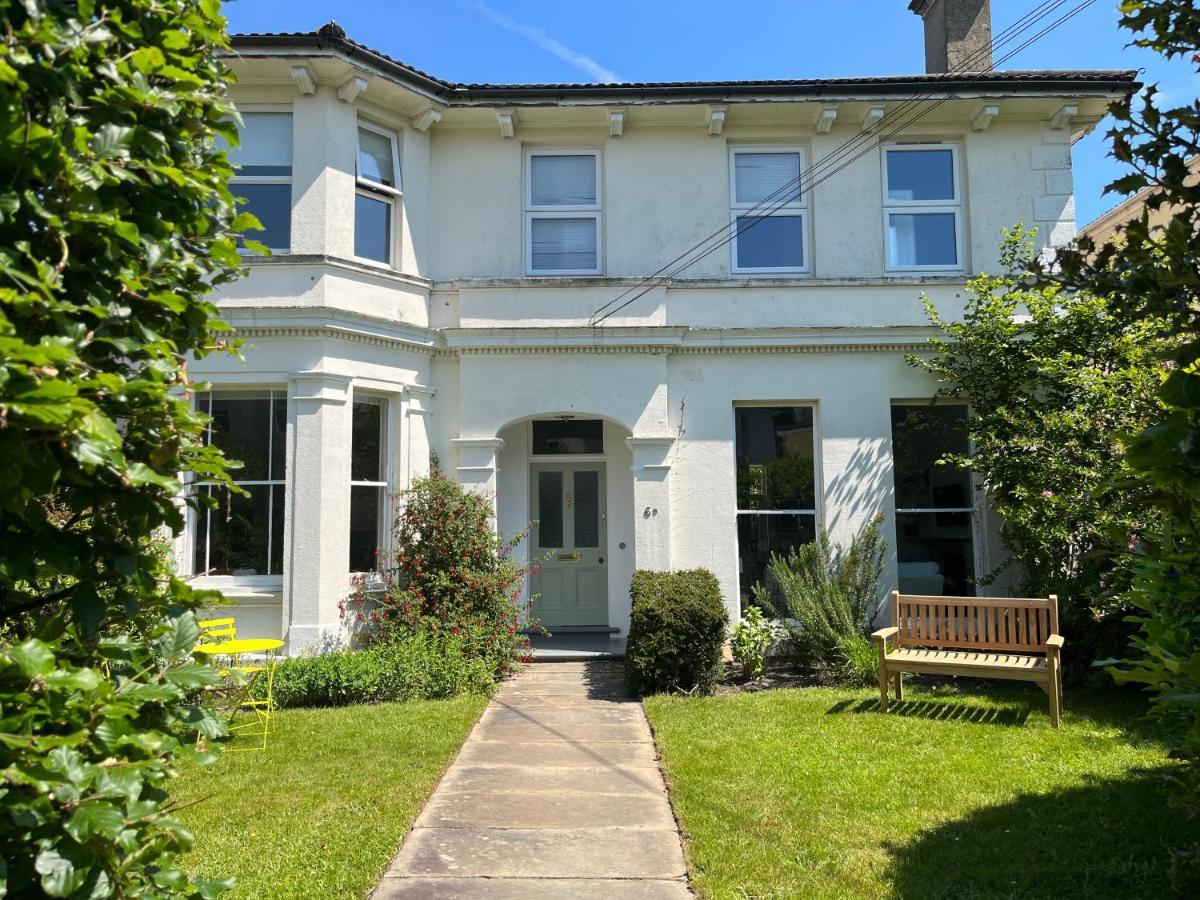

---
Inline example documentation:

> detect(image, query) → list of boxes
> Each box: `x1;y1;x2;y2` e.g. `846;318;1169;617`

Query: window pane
270;394;287;481
537;471;564;548
734;152;801;205
735;215;803;269
737;513;817;610
235;183;291;250
897;512;976;597
736;407;816;509
532;420;604;455
206;484;271;576
349;485;383;572
530;154;596;206
530;217;596;271
892;404;971;510
192;488;210;575
888;212;957;267
229;112;293;174
271;484;285;575
351;399;384;482
886;148;954;201
208;393;273;481
358;127;397;188
573;470;600;549
355;193;391;264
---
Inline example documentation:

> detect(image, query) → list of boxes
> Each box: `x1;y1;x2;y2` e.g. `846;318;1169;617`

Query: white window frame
729;146;810;275
349;392;392;575
524;148;603;276
881;142;964;273
190;388;287;587
229;105;294;254
354;119;402;268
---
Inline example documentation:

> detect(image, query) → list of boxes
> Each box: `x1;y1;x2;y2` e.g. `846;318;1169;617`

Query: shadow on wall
823;439;892;538
886;767;1200;898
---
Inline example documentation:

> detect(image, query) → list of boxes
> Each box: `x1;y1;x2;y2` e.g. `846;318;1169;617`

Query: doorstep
527;633;627;661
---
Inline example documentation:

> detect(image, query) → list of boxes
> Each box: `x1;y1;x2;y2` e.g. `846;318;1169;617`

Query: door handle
557;552;581;561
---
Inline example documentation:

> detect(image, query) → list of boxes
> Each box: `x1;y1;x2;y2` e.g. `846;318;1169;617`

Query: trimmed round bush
624;569;728;695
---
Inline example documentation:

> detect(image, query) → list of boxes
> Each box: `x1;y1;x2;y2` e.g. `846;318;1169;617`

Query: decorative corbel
1046;104;1078;131
290;64;317;96
816;106;838;134
861;106;885;132
412;106;444;132
336;74;368;104
496;109;516;139
971;104;1000;131
608;109;625;137
706;106;726;136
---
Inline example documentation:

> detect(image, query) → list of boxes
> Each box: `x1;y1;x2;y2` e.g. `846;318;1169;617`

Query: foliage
1;615;229;898
258;635;494;709
624;569;728;696
0;1;251;896
343;468;536;678
1033;0;1200;795
730;605;776;680
835;633;879;687
915;225;1168;677
754;519;886;666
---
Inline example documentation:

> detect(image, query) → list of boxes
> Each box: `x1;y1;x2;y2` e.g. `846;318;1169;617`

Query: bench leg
878;662;890;713
1047;652;1062;728
894;671;904;702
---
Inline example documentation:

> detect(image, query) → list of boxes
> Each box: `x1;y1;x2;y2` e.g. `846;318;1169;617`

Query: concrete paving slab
472;719;653;744
456;739;660;768
415;789;676;829
479;704;645;725
373;877;691;899
490;693;639;708
437;764;667;796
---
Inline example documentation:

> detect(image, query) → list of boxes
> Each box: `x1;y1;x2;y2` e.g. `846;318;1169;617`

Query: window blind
231;112;293;175
530;217;597;271
358;128;397;188
530;154;597;206
734;152;801;206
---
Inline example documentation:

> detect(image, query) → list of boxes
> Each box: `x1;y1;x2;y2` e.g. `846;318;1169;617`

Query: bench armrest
1045;634;1065;650
871;626;898;645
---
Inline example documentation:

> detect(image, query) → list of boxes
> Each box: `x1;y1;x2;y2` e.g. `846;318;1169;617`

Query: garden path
372;660;692;898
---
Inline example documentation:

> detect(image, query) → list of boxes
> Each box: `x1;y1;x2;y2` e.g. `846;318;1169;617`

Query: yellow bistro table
194;638;283;751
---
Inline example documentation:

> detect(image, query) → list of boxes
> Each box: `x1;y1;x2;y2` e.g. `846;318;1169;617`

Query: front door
530;462;608;628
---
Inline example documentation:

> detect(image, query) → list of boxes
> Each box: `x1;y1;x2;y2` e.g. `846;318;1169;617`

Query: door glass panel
573;470;600;548
537;471;563;548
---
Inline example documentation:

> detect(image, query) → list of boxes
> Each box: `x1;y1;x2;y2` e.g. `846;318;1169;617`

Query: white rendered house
184;1;1134;651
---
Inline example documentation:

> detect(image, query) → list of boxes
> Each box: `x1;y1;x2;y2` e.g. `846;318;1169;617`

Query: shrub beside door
624;569;728;695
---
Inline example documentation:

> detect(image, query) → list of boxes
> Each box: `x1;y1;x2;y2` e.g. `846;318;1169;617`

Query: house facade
184;1;1134;651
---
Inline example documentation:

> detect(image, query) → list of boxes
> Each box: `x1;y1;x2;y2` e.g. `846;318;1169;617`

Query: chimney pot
909;0;992;74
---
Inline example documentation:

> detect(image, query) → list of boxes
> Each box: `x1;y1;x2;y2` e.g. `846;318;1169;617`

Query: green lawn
645;683;1197;899
170;695;487;899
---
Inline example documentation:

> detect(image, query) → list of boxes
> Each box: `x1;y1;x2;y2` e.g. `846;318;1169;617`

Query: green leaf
65;802;125;843
35;847;85;897
130;46;165;72
9;640;54;677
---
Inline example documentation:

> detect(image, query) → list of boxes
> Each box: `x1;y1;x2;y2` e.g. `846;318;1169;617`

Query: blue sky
225;0;1197;227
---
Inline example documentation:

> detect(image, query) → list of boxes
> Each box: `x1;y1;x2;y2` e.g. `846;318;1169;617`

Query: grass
171;695;487;899
645;682;1198;899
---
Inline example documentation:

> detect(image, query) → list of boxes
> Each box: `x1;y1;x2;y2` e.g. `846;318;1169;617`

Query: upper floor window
882;144;962;271
229;111;293;252
730;148;808;274
525;149;602;275
355;122;402;266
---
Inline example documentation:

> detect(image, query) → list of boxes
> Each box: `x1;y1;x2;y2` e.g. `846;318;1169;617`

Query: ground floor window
349;395;389;573
891;403;976;596
193;390;287;576
735;404;818;610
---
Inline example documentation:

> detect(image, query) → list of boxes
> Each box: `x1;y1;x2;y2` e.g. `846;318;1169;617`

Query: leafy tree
916;225;1169;678
0;1;249;894
1035;0;1200;796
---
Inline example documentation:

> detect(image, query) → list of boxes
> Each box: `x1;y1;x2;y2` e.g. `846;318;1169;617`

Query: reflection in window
891;403;976;597
532;419;603;455
573;470;600;548
537;470;564;548
735;405;818;608
193;391;287;576
349;397;388;573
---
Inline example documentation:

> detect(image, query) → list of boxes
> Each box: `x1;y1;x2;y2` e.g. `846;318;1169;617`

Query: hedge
624;569;728;695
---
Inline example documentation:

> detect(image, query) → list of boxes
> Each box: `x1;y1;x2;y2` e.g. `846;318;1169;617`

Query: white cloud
468;3;622;84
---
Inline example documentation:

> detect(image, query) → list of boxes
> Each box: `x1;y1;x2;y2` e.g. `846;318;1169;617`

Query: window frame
353;119;402;268
229;105;294;255
190;387;288;587
348;392;392;575
728;145;811;276
880;142;964;273
524;147;603;277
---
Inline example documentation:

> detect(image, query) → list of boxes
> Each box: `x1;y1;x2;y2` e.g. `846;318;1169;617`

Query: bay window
730;147;808;273
891;403;976;596
735;405;818;610
525;149;602;275
883;143;962;270
349;396;389;573
193;390;287;577
229;111;293;252
355;122;402;265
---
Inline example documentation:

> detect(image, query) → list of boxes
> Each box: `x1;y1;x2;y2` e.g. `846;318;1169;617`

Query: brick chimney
909;0;993;73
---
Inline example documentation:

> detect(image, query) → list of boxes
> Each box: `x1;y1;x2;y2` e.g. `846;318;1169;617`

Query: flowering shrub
730;605;776;680
344;468;537;676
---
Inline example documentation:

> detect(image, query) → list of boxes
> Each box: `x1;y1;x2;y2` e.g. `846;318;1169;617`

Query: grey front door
530;462;608;628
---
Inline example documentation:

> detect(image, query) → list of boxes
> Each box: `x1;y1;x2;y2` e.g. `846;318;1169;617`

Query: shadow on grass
887;768;1200;898
826;697;1032;727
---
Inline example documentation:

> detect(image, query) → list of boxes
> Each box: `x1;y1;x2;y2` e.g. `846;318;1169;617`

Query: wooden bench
871;591;1065;727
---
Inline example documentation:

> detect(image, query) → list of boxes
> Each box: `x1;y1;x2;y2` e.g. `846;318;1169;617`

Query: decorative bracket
706;106;726;136
290;64;317;96
608;109;625;137
861;106;885;132
497;109;516;139
1046;104;1078;131
336;74;368;104
412;106;444;132
816;106;838;134
971;104;1000;131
